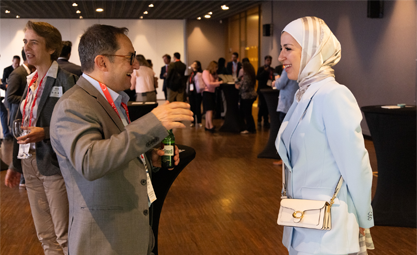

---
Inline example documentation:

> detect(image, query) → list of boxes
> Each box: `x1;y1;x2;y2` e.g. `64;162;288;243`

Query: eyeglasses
102;51;136;65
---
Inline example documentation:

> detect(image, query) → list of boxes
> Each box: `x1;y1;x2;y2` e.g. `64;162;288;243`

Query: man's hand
359;227;365;236
17;127;45;144
151;101;193;130
151;145;180;170
4;169;21;188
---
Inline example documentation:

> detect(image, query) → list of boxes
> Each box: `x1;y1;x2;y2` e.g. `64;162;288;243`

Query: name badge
50;86;63;98
189;84;194;91
267;80;273;87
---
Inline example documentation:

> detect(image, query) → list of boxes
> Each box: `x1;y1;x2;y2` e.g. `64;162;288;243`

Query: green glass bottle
161;130;175;168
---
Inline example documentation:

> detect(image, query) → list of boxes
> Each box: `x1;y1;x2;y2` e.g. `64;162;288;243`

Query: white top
130;66;155;93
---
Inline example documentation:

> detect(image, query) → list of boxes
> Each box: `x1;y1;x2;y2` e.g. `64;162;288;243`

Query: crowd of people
0;17;374;255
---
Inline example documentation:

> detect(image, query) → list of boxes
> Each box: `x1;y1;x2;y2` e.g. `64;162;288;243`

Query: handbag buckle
292;211;305;223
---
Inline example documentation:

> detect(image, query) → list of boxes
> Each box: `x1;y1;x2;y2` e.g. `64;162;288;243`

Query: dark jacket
1;65;14;86
166;60;186;92
6;65;30;124
226;61;242;76
57;58;82;77
12;65;77;175
159;65;169;93
256;65;274;92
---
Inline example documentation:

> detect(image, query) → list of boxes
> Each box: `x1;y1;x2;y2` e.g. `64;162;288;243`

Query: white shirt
82;73;130;126
130;66;155;93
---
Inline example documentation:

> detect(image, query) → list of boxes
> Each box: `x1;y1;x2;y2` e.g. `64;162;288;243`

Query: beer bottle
161;130;175;168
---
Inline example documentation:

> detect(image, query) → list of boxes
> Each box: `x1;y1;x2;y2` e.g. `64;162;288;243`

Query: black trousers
189;90;202;124
240;97;256;132
257;91;269;124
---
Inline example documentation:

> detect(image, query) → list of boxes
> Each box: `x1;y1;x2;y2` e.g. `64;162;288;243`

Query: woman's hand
151;145;180;170
4;169;21;188
17;127;45;144
359;227;365;236
235;83;240;89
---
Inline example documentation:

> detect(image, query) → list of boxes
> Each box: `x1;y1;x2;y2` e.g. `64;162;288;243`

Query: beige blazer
50;76;168;255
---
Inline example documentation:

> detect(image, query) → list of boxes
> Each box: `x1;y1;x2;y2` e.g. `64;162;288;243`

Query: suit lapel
77;76;125;132
36;76;55;119
276;81;325;172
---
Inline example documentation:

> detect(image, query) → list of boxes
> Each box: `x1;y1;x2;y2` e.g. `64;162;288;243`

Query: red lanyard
189;72;194;83
98;82;131;124
22;72;46;127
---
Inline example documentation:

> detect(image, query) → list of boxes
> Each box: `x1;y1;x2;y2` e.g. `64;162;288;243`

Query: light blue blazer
275;77;374;254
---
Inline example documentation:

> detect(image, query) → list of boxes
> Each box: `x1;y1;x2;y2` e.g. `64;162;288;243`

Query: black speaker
263;24;272;36
367;0;384;18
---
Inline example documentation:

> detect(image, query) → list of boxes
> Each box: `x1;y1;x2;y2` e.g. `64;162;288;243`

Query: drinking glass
12;119;32;159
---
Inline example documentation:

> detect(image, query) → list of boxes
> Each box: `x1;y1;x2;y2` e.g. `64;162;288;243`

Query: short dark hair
21;49;27;62
174;52;181;60
60;41;72;57
163;54;171;61
265;55;272;61
232;52;239;58
79;24;129;73
13;55;21;61
242;58;250;64
24;21;62;61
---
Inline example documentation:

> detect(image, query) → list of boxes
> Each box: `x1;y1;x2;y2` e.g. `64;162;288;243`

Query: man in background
166;52;186;102
226;52;241;80
256;55;274;128
0;55;20;140
159;54;171;100
57;41;82;76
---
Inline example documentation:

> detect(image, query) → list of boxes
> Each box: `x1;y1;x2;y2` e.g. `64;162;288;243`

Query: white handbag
277;164;343;230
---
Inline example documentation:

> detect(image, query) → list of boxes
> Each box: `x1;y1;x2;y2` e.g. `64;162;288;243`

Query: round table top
361;105;416;116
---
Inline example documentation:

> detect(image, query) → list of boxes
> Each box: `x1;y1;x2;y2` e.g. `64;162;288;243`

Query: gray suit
50;76;168;255
12;66;77;174
57;59;82;77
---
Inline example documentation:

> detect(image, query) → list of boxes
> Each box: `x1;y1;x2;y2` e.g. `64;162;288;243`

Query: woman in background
188;61;203;127
202;61;222;132
235;62;257;134
275;16;374;255
130;55;157;102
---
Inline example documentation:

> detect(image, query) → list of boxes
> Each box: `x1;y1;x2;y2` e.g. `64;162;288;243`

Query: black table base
257;89;281;159
219;84;245;133
362;106;416;228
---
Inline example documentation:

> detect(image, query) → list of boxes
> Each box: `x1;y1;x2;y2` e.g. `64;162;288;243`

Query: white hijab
282;16;341;102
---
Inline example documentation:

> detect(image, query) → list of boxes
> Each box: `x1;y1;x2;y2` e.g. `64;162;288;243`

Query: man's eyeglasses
102;51;136;65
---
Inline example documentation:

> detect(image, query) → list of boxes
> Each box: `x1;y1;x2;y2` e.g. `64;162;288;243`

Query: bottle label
163;145;174;156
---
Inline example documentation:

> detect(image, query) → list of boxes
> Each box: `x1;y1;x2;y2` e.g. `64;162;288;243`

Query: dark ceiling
0;1;262;20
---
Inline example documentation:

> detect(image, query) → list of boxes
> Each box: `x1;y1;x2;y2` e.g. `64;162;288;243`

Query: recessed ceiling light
197;17;201;20
72;3;78;7
76;10;81;14
149;4;154;7
16;15;20;18
96;8;104;12
144;11;148;14
208;12;212;15
140;16;143;19
79;16;83;19
221;5;229;10
5;10;10;13
204;14;211;19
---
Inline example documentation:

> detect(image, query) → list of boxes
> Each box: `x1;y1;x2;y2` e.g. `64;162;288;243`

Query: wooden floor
0;118;416;255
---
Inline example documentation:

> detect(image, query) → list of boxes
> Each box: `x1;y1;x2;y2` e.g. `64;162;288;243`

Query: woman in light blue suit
275;17;375;255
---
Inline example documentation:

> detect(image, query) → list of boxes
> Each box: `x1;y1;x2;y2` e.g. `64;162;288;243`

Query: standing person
215;57;227;119
202;61;222;132
57;41;82;76
49;24;193;255
166;52;186;102
235;62;257;134
1;55;21;140
275;16;374;255
188;61;203;127
131;55;157;102
226;52;242;80
275;69;298;125
159;54;171;100
256;55;274;128
4;20;78;255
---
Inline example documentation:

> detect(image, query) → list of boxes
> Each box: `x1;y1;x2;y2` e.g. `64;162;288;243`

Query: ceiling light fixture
79;16;83;19
144;11;148;14
197;17;201;20
204;14;211;19
72;3;78;7
16;15;20;18
5;10;10;13
76;10;81;14
149;4;154;7
221;5;229;10
208;12;212;15
140;16;143;19
96;8;104;12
